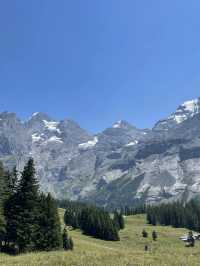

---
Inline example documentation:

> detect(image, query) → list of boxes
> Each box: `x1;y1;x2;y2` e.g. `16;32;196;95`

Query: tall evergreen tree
15;158;40;252
0;162;6;249
36;193;62;251
4;192;18;249
113;211;120;230
152;230;157;241
113;211;125;230
8;167;18;195
118;212;125;230
142;229;148;238
3;167;18;249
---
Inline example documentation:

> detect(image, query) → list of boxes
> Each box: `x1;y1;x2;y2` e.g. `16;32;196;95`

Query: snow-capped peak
154;98;200;130
181;98;200;113
113;120;123;128
28;112;52;122
112;120;133;129
170;98;200;124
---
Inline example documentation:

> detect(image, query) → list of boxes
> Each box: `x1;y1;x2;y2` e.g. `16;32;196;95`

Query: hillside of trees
63;200;124;241
146;200;200;232
0;159;62;254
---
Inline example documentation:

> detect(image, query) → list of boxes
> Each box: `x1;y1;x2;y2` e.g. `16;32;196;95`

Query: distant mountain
2;98;200;208
154;98;200;131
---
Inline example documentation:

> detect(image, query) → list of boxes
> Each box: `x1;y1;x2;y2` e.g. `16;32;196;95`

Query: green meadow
0;209;199;266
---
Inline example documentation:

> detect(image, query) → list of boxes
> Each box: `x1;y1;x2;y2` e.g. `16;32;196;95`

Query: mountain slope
1;98;200;207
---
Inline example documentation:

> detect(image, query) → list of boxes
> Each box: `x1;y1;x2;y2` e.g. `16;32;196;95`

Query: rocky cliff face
2;98;200;208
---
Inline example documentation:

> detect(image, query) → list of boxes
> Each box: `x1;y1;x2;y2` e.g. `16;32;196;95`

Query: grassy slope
0;208;200;266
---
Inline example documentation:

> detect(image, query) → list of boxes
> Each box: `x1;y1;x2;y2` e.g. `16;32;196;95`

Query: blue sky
1;1;200;133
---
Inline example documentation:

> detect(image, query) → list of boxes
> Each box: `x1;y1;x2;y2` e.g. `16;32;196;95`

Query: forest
146;200;200;232
63;200;124;241
0;159;62;254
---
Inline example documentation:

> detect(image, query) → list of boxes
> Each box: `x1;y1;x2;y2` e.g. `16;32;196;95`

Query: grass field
0;208;199;266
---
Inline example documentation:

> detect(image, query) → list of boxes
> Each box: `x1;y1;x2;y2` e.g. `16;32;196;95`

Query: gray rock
2;99;200;208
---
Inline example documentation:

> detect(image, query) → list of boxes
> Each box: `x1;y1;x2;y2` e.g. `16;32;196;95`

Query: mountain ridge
1;97;200;208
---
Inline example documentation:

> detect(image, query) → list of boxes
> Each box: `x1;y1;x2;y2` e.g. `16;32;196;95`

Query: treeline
120;205;146;216
64;201;124;241
146;200;200;231
0;159;62;254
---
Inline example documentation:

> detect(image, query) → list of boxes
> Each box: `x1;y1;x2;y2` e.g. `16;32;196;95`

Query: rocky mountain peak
154;98;200;131
28;112;52;122
0;111;18;121
112;120;135;130
172;98;200;123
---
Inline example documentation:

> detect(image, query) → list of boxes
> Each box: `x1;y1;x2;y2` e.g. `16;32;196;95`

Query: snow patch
28;112;39;121
32;112;39;117
173;114;187;124
113;120;123;128
46;136;63;143
181;99;199;113
43;120;61;134
173;182;187;191
125;140;138;147
32;133;44;143
79;137;98;149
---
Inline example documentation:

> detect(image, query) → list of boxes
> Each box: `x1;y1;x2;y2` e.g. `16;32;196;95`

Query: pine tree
142;229;148;238
0;162;6;249
4;192;19;250
118;213;125;230
36;193;61;251
113;211;125;231
9;167;18;195
152;230;157;241
2;171;12;201
4;166;20;251
113;211;120;230
0;202;6;250
15;158;40;252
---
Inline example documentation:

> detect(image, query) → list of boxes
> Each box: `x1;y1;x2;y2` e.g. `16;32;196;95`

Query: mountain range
1;98;200;208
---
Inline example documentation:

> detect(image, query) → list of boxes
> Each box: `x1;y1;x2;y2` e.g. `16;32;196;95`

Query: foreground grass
0;209;199;266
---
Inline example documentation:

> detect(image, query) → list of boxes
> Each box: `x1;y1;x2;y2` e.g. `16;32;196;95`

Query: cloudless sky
1;1;200;133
